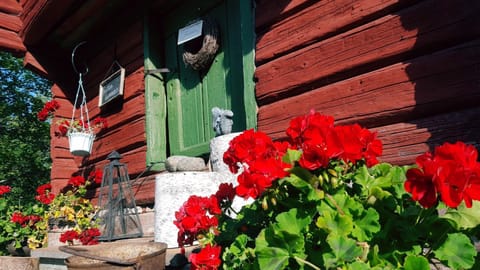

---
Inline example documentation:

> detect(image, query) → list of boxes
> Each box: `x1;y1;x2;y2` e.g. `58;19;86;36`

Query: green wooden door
163;0;256;157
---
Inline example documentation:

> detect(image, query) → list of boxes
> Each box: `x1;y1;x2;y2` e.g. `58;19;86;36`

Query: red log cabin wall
254;0;480;165
48;22;154;204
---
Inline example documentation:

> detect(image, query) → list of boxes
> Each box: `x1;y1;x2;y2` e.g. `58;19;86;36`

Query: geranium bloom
288;112;342;170
190;244;222;270
56;119;70;136
11;212;26;225
224;129;291;199
236;158;290;199
286;110;335;146
88;169;103;184
404;157;438;208
405;142;480;208
78;228;101;245
92;117;109;129
0;185;11;196
223;129;279;173
215;183;235;204
174;195;221;248
433;142;480;208
37;100;60;121
60;230;80;245
35;183;55;204
68;175;86;187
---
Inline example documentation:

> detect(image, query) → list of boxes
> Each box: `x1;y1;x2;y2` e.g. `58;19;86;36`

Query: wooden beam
255;0;312;29
255;0;420;63
258;39;480;138
0;28;25;55
0;0;22;14
23;52;48;77
255;0;480;104
0;12;22;32
20;0;77;46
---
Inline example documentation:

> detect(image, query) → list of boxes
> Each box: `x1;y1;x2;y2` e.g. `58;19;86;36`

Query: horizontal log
23;52;48;77
375;107;480;165
0;28;25;55
87;117;146;160
255;0;312;29
0;12;21;32
20;0;76;45
255;0;480;104
256;0;419;63
49;69;145;122
90;174;157;205
0;0;22;14
258;39;480;138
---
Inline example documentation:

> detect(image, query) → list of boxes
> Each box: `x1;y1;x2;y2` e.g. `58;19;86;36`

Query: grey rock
165;156;206;172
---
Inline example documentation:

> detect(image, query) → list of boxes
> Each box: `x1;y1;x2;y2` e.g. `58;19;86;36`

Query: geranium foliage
175;110;480;269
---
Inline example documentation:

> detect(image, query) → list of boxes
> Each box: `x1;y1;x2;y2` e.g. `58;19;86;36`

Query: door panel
165;1;246;157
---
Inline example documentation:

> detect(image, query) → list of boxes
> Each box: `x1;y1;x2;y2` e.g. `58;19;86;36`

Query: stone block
209;132;242;173
154;172;236;247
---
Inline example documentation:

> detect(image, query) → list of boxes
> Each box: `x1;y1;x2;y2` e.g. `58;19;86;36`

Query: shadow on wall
400;0;480;154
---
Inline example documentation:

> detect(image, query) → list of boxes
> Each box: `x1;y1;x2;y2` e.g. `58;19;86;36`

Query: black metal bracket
144;68;171;75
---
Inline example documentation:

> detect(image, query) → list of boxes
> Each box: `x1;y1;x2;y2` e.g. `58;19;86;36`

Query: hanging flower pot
37;42;108;157
68;131;95;156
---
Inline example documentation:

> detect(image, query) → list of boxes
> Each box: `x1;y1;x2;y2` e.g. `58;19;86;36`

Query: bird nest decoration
182;17;220;71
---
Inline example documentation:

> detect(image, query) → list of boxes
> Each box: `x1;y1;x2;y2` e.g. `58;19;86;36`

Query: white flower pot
68;132;95;156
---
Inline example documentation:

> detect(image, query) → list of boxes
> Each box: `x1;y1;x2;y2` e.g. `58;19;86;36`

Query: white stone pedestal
209;132;241;173
154;172;236;247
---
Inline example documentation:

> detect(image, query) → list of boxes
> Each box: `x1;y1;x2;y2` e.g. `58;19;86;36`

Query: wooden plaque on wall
99;67;125;107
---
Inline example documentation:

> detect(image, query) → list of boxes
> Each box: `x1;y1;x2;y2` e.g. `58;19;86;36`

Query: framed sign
178;20;203;45
99;67;125;107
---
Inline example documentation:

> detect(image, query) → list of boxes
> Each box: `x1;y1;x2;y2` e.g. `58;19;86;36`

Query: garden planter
6;240;31;257
68;132;95;156
61;241;167;270
0;256;39;270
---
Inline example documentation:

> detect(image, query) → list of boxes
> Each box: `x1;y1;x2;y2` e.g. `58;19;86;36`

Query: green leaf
273;208;311;236
283;149;302;164
256;238;290;270
352;207;380;241
434;233;476;270
255;209;311;270
316;210;353;236
404;255;430;270
442;201;480;229
222;234;257;270
346;261;370;270
323;234;363;268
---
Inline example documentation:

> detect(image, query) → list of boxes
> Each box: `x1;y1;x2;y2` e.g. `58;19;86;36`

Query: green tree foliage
0;52;52;206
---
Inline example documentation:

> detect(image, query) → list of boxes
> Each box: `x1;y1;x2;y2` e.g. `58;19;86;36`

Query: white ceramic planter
68;132;95;156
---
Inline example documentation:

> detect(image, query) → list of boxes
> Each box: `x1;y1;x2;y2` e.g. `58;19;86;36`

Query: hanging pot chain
70;41;92;134
70;72;92;133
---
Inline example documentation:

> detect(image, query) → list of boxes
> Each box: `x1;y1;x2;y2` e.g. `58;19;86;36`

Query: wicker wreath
182;18;220;71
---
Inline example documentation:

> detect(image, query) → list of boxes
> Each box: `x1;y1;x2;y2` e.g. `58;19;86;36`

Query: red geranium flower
78;228;101;245
92;117;108;129
405;142;480;209
433;142;480;208
223;129;279;174
0;185;11;196
215;183;235;204
68;175;86;187
11;212;26;225
174;195;221;248
88;169;103;184
190;244;222;270
60;230;80;245
37;100;60;121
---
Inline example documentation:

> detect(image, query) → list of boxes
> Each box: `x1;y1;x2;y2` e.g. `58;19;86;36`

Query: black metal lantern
97;151;143;241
